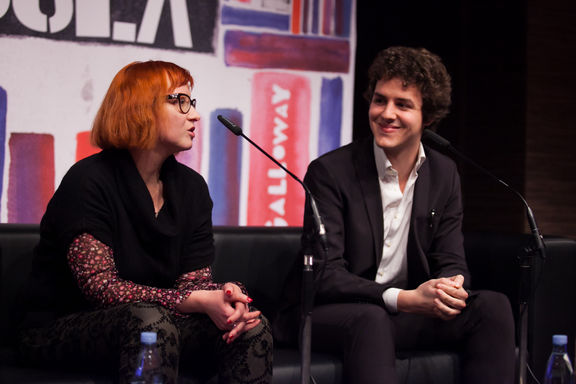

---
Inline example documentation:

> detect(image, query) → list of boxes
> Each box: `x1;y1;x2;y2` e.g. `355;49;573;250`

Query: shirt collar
373;139;427;179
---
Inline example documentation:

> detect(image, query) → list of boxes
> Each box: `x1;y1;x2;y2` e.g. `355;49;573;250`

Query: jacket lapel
407;148;431;287
353;138;384;265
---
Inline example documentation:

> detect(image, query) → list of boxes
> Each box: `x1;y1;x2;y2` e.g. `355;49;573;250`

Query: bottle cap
552;334;568;346
141;332;157;344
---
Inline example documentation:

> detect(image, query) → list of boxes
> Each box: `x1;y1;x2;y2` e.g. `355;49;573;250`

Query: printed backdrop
0;0;356;226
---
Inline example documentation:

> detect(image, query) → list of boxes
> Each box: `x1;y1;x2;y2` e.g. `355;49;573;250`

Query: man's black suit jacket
303;135;471;306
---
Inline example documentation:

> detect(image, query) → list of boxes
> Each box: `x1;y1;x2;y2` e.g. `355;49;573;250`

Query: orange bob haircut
91;60;194;150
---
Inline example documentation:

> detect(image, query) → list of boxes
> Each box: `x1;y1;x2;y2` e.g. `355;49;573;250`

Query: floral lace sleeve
175;268;247;295
175;268;221;291
67;233;213;312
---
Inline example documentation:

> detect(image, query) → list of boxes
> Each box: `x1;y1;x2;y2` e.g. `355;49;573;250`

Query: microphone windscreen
217;115;243;136
422;129;451;148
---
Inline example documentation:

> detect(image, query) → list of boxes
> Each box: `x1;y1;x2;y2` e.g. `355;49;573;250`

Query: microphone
421;129;451;148
218;115;243;136
421;129;545;257
216;114;327;251
217;114;323;384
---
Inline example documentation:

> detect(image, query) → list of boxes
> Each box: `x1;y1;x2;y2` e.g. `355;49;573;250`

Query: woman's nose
187;106;200;121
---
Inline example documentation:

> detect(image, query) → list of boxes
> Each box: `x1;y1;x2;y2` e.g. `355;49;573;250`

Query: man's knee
469;290;514;333
348;304;392;329
313;303;396;382
471;290;512;315
315;303;393;343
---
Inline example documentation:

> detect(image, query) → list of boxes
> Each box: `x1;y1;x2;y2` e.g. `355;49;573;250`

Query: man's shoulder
422;145;458;172
311;137;371;168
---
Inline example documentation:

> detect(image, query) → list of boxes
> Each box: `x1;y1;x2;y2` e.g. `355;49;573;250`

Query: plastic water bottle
130;331;164;384
544;334;574;384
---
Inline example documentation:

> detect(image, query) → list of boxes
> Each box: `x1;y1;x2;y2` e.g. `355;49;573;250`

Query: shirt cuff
382;288;401;313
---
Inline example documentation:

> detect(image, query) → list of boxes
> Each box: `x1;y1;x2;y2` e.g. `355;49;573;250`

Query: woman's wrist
177;289;219;313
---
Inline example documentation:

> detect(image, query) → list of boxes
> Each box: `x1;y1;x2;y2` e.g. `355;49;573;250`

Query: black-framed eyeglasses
166;93;196;114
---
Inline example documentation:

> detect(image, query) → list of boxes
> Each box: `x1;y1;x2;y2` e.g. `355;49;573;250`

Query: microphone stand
422;130;546;384
217;115;327;384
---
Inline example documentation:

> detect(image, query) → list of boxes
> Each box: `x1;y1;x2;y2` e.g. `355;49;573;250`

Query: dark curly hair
364;46;452;128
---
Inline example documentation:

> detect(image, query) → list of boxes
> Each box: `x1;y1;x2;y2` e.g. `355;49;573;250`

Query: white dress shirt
373;140;426;312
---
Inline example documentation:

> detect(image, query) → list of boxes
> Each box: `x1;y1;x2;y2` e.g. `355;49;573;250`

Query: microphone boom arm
217;115;327;249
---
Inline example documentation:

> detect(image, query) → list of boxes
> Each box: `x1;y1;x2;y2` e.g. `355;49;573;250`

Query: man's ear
423;120;436;130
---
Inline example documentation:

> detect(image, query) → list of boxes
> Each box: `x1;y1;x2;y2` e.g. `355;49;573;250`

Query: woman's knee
119;304;181;359
121;303;179;343
124;302;170;322
241;314;272;346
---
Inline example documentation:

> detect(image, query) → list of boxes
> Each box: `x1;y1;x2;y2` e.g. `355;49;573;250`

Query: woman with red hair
18;61;273;383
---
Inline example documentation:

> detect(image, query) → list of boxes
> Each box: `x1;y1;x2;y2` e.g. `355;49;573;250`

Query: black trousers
18;303;273;384
311;290;515;384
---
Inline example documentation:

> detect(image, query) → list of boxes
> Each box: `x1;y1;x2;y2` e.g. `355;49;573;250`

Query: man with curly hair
300;47;515;383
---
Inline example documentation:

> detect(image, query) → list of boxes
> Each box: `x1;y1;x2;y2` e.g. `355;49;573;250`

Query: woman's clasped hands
220;282;262;344
176;282;262;344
